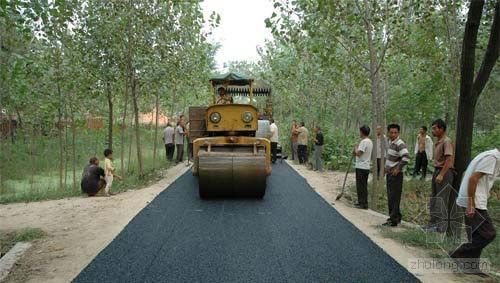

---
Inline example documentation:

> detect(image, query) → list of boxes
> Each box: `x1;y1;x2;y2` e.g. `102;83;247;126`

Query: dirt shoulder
286;161;464;283
0;163;191;283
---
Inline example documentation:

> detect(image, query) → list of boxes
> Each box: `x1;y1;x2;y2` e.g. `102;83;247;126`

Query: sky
201;0;274;71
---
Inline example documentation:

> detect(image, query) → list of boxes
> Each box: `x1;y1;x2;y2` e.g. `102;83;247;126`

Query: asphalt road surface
73;163;418;283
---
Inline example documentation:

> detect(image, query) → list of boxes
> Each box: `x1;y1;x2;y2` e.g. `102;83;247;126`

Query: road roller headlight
241;111;253;123
210;112;221;123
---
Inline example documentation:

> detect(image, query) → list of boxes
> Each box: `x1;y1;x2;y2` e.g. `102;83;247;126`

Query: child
103;148;123;196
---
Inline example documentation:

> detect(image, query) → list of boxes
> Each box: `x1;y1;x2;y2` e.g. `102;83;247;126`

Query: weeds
0;127;175;204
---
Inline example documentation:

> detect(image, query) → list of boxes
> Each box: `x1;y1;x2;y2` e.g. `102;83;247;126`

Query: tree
452;0;499;217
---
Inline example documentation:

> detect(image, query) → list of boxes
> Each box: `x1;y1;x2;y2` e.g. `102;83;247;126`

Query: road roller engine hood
206;104;258;133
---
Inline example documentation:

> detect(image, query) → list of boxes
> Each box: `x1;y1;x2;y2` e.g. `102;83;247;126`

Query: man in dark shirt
313;126;324;172
81;157;106;196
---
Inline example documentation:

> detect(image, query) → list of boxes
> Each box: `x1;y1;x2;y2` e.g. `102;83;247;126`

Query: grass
14;227;46;242
0;228;46;258
0;126;176;204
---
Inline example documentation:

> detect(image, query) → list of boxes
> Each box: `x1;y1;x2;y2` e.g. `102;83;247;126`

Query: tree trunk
106;81;113;150
64;112;68;190
71;112;77;191
127;116;134;173
120;82;129;175
15;108;22;128
169;83;177;118
153;92;160;169
57;84;64;191
451;0;499;235
363;0;385;208
30;124;36;191
0;121;4;193
131;76;144;177
454;0;498;190
342;74;352;158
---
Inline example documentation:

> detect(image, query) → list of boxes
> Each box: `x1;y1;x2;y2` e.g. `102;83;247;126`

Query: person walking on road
450;148;500;277
413;126;433;180
353;125;373;209
270;119;279;164
313;126;324;172
163;122;175;162
296;122;309;164
383;124;410;227
425;119;455;233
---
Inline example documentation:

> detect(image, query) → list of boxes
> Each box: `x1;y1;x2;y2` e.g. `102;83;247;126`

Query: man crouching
81;157;107;197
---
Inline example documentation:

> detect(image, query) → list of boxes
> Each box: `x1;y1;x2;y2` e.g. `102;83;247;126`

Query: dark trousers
292;141;298;161
429;169;454;232
386;172;403;224
450;209;496;272
271;142;278;163
298;144;307;164
188;143;193;160
413;151;428;179
356;169;370;207
82;179;106;196
376;158;381;180
165;143;175;161
176;144;184;163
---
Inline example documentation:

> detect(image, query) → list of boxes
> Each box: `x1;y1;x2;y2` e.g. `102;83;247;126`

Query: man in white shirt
269;119;279;163
450;148;500;276
353;125;373;209
413;126;433;180
163;123;175;162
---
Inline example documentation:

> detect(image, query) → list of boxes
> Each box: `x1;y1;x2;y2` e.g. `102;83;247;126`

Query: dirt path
286;161;468;283
0;164;191;283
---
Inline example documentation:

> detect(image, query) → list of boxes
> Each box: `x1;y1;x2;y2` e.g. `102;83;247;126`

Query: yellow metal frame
192;136;272;176
206;104;258;132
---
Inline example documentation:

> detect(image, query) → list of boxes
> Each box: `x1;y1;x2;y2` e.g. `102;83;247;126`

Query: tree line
0;0;217;197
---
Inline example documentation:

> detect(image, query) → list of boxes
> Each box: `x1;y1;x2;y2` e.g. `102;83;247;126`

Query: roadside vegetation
0;228;45;258
1;1;215;203
0;127;179;204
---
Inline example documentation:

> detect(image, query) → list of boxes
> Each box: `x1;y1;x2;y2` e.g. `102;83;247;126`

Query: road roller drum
198;147;267;198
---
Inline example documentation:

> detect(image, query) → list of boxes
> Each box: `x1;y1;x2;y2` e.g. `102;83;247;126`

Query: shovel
336;155;354;201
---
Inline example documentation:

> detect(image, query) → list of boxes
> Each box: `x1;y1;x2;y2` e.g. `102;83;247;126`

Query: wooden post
212;83;216;105
249;80;254;106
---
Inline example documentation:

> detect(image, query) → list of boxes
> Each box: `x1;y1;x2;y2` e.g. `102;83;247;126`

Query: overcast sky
201;0;274;71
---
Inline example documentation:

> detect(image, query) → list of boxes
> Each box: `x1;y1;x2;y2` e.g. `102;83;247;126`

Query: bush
472;123;500;156
322;128;357;170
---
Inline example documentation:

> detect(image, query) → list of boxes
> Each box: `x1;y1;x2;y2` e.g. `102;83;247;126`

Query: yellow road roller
189;73;273;198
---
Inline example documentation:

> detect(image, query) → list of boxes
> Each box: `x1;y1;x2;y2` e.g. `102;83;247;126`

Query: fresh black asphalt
73;162;418;283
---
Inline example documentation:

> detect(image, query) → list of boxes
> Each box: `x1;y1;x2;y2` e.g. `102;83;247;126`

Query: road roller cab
190;73;272;198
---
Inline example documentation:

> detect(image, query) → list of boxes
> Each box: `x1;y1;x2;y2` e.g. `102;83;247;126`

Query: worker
450;148;500;277
216;87;233;104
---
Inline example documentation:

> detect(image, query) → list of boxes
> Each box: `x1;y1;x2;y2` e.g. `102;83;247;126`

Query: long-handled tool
336;155;353;201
